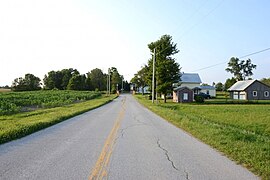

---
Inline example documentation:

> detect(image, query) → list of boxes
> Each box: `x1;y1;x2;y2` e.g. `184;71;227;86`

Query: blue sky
0;0;269;86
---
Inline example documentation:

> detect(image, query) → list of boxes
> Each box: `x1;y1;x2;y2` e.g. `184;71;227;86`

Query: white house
178;73;202;89
173;73;216;99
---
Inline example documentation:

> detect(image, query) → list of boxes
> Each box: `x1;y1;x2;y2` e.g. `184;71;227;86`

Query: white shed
199;85;216;97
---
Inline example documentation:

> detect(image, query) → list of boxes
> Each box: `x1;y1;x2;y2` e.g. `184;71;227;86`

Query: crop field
0;90;101;115
136;95;270;179
0;90;117;144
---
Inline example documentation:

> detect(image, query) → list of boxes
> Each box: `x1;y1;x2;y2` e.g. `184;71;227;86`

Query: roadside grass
135;95;270;179
0;95;117;144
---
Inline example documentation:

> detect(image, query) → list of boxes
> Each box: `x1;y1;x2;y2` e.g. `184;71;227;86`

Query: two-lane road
0;94;258;179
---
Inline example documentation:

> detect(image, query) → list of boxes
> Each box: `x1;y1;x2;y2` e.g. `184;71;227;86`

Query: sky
0;0;270;86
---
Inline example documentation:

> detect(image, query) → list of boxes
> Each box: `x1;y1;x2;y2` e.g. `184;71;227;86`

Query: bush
194;95;205;103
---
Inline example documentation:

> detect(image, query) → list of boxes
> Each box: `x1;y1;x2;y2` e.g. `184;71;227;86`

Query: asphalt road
0;94;258;180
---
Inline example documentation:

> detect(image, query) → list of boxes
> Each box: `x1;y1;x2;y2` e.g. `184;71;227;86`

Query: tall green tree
87;68;106;91
12;73;41;91
130;65;149;94
67;74;86;90
147;34;181;103
110;67;122;93
226;57;257;81
43;68;79;90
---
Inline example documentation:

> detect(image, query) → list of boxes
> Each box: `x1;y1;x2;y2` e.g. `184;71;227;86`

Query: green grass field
0;92;117;144
136;95;270;179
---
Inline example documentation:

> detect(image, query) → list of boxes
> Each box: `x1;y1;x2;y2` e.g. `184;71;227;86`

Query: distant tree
61;68;79;89
215;82;224;91
201;83;210;86
226;57;256;81
12;73;41;91
224;77;237;90
87;68;106;91
43;68;79;90
130;65;149;95
110;67;122;93
147;34;181;103
261;78;270;86
67;74;86;90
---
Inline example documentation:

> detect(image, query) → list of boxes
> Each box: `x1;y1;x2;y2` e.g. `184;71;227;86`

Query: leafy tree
147;34;181;103
215;82;224;91
12;73;41;91
87;68;106;91
67;74;86;90
261;78;270;86
130;65;149;95
61;68;79;89
225;57;256;81
43;68;79;90
224;77;237;90
110;67;122;93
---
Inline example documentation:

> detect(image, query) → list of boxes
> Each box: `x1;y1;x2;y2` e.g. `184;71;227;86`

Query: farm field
0;90;117;144
136;95;270;179
0;90;101;115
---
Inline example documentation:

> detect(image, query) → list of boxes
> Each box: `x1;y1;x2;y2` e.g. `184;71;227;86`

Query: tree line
12;67;130;92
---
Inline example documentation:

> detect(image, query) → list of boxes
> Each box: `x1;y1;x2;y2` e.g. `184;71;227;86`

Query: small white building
200;85;216;97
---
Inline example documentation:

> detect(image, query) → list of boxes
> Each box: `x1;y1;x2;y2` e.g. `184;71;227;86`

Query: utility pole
106;72;108;96
108;68;111;95
121;76;124;92
152;48;156;103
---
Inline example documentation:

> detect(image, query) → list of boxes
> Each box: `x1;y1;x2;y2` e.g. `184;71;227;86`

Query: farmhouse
228;80;270;100
178;73;202;89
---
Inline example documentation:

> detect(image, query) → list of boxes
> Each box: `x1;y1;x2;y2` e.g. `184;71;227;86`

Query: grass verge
135;95;270;179
0;95;117;144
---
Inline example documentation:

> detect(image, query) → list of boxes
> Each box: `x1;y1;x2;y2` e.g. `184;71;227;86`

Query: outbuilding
199;85;216;97
228;80;270;100
173;86;194;103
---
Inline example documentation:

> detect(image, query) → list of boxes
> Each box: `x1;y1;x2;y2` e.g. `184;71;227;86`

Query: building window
183;93;188;100
265;91;269;97
253;91;257;97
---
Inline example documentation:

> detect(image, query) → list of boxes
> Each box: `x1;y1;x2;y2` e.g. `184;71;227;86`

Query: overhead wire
192;47;270;72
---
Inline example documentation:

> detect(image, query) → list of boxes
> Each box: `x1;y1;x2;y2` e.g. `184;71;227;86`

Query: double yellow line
89;97;126;180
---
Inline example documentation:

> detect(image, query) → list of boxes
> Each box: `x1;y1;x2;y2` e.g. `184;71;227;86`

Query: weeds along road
0;94;258;180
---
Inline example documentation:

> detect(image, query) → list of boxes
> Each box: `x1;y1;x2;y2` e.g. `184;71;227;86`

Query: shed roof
173;86;192;91
180;73;202;83
228;80;256;91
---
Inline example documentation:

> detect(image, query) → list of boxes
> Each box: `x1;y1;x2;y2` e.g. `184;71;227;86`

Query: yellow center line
89;97;126;180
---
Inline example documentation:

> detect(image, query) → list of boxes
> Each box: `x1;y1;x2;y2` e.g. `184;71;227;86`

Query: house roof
180;73;202;83
227;80;256;91
200;85;215;90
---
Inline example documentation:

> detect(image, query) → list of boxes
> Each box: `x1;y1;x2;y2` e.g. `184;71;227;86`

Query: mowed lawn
136;95;270;179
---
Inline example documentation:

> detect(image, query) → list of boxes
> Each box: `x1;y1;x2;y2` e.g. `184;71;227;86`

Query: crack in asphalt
157;139;190;179
157;139;179;171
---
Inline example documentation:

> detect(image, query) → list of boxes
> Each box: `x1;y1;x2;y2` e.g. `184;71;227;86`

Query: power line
192;47;270;72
